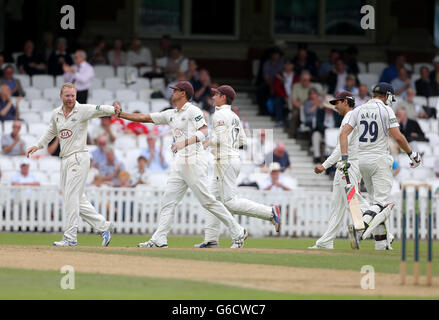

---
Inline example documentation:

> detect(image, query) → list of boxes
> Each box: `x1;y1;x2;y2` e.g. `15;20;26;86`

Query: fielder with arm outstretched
339;83;422;250
194;85;281;248
26;83;115;247
115;81;248;248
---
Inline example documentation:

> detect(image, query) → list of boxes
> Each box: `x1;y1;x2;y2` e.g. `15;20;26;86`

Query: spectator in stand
0;85;20;121
290;71;322;139
344;46;360;75
293;44;319;79
302;88;322;130
343;74;359;95
99;147;126;187
415;66;433;98
257;47;284;116
393;158;401;177
131;156;149;187
186;59;200;88
355;84;371;106
162;45;189;84
38;31;55;63
430;55;439;96
391;67;415;99
0;53;5;77
140;135;169;173
63;50;94;104
380;54;406;83
117;171;131;188
396;88;428;119
396;108;429;143
153;35;172;72
0;65;26;97
259;162;293;191
273;59;300;127
108;39;126;68
1;120;25;156
91;135;109;168
127;38;153;68
91;116;116;145
11;158;40;186
124;111;150;135
88;36;108;66
193;69;213;112
48;38;73;76
326;58;348;95
264;142;291;172
231;106;250;132
319;49;340;83
17;40;46;76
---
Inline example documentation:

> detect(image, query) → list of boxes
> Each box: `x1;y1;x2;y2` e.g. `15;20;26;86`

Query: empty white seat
104;77;126;91
139;66;153;76
151;78;165;91
42;111;53;123
21;112;41;124
114;135;137;151
127;100;150;113
423;155;435;168
417;119;430;133
89;89;114;102
412;167;433;181
12;98;30;112
139;89;153;102
128;78;151;91
1;170;17;184
43;88;60;101
39;157;61;172
32;75;54;90
358;73;379;89
430;119;438;133
14;74;30;88
20;133;37;146
30;99;52;112
116;66;138;78
55;75;66;87
24;87;42;100
426;133;439;144
428;96;439;108
28;123;48;137
90;78;103;90
368;62;388;76
433;145;439;156
414;141;432;156
115;89;138;102
147;173;169;188
94;65;115;78
413;96;427;106
413;63;433;74
2;120;14;134
49;172;60;185
324;128;338;149
0;157;15;171
358;62;367;73
150;99;170;113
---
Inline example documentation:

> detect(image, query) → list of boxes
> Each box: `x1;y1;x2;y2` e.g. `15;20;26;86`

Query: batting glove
408;151;422;168
336;154;351;171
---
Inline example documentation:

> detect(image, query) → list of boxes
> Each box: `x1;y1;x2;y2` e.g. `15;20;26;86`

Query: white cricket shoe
138;240;168;248
230;229;248;249
308;244;333;250
53;238;77;247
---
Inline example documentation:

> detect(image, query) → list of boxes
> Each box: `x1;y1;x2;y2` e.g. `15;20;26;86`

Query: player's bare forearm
389;127;412;153
340;124;353;155
119;112;153;123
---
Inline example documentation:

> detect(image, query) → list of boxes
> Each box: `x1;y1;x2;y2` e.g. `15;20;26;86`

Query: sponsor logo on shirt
59;129;73;139
195;115;203;122
96;105;101;111
390;118;397;124
216;120;225;127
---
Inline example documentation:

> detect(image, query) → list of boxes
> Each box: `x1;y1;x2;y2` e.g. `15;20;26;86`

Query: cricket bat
343;166;365;231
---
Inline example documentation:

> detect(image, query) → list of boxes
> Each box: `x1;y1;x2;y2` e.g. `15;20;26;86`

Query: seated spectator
153;35;172;72
38;31;54;62
91;135;109;168
273;59;300;127
319;49;340;83
343;74;359;95
293;46;318;79
430;56;439;96
231;106;250;132
396;88;428;119
186;59;200;88
140;135;169;173
0;85;20;122
108;39;126;67
63;50;94;104
193;69;213;112
259;162;293;191
117;171;131;188
88;36;108;66
11;158;40;186
380;54;406;83
302;88;322;130
127;38;152;68
99;148;126;186
326;58;349;95
131;156;149;187
124;111;150;136
91;116;116;145
344;46;360;75
17;40;46;75
0;65;26;97
391;67;415;99
355;84;371;106
396;108;428;143
1;120;25;156
290;71;323;139
162;45;189;84
264;142;291;172
415;66;433;98
48;38;73;76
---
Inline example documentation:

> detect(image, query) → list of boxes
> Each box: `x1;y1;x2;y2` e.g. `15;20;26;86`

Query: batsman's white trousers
150;156;245;246
204;158;273;243
61;152;111;241
316;161;364;248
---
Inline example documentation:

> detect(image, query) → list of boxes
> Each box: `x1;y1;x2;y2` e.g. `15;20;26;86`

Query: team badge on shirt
390;118;398;124
194;115;203;122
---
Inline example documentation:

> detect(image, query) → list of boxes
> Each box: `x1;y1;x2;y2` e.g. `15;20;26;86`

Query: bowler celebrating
27;83;115;247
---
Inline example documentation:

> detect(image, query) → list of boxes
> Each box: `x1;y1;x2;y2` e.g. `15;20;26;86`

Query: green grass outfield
0;233;438;300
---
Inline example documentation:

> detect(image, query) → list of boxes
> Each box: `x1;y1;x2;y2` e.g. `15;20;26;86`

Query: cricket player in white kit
115;81;248;248
194;85;281;248
26;83;115;247
309;92;364;250
340;83;422;250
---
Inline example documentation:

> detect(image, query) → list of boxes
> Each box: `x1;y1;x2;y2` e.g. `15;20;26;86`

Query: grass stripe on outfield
0;268;425;300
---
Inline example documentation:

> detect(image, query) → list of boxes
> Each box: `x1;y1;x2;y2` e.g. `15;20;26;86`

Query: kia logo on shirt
60;129;73;139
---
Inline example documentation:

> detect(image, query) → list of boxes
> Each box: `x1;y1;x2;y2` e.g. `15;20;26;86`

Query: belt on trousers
61;150;88;160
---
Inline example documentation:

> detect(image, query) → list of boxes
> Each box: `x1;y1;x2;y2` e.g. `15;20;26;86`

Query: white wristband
195;131;206;142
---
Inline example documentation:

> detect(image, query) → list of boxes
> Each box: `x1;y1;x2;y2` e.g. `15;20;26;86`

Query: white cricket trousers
204;158;273;243
316;161;364;248
150;156;245;246
61;152;111;241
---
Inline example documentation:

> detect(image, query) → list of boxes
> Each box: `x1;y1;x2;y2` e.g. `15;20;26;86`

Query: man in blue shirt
99;147;126;186
380;54;406;83
140;135;169;173
0;85;19;121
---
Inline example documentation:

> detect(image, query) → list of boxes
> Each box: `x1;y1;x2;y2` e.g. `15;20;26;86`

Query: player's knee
223;199;239;212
